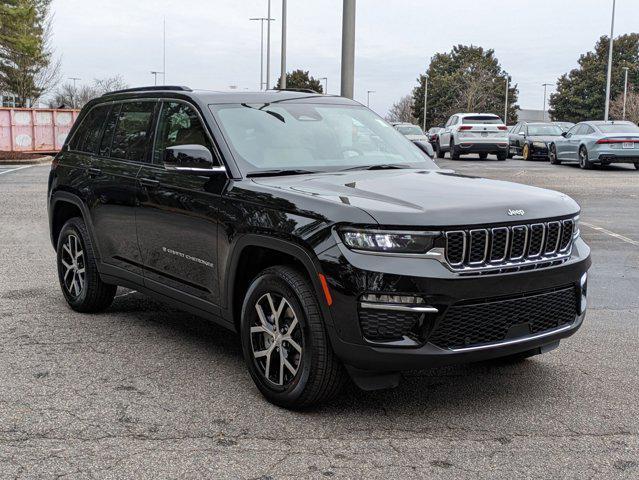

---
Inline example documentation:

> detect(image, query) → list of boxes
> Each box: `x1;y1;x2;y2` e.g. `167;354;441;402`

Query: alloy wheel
250;292;303;387
60;234;85;298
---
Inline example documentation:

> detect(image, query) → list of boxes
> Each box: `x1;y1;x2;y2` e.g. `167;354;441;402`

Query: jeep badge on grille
508;209;525;216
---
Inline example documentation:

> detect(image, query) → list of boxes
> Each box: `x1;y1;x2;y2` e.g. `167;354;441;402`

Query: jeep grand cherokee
48;87;591;408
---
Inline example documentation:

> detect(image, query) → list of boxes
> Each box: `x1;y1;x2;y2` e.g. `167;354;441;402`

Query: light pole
504;76;510;124
320;77;328;94
341;0;356;99
542;83;552;121
163;17;166;84
68;77;81;109
604;0;616;121
151;71;164;86
423;75;428;132
266;0;272;89
622;66;629;120
367;90;375;108
250;17;274;90
280;0;287;89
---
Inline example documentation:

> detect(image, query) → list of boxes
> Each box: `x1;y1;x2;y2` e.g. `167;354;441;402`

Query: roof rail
270;88;320;94
103;86;193;96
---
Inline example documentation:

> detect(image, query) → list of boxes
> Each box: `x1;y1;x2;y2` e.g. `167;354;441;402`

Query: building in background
517;109;551;122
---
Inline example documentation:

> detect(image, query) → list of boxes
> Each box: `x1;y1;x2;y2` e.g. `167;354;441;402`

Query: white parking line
0;165;35;176
581;222;639;247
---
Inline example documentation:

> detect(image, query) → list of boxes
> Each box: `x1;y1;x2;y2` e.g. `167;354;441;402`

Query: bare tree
610;89;639;125
49;76;128;109
33;16;62;104
386;95;416;123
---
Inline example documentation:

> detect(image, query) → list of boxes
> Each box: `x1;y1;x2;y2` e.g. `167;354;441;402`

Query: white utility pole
266;0;272;89
604;0;616;121
151;71;163;86
341;0;356;99
280;0;287;89
622;66;629;120
504;77;510;124
250;17;273;90
163;18;166;84
542;83;552;121
320;77;328;94
423;75;428;131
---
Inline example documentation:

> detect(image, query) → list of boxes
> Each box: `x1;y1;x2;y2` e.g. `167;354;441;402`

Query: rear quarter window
68;104;111;154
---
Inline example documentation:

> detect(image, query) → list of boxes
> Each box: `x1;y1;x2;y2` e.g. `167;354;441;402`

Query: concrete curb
0;155;53;165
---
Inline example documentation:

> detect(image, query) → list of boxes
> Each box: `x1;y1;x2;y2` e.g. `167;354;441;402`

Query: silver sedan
549;121;639;170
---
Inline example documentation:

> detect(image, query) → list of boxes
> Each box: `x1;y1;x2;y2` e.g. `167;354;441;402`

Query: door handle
139;178;160;188
88;167;101;177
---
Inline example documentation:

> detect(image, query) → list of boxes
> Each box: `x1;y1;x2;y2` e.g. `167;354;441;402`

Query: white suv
437;113;509;160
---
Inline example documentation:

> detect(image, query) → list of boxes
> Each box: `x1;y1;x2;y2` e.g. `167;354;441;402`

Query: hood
252;169;579;227
528;135;563;143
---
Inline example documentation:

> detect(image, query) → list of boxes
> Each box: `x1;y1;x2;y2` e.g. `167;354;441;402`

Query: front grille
429;286;577;349
445;219;575;273
359;309;422;342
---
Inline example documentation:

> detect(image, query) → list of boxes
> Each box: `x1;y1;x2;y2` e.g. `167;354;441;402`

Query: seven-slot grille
445;219;574;271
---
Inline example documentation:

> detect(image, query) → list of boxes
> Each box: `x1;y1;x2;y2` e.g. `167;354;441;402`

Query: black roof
100;86;358;106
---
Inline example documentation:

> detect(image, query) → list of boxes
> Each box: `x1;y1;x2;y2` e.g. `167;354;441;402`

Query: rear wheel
450;139;460;160
549;144;561;165
56;218;116;312
579;146;592;169
436;141;445;159
240;266;346;409
478;152;488;160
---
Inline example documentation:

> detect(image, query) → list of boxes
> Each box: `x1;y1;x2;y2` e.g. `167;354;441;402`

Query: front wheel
57;218;117;312
522;143;532;161
496;151;507;161
240;266;346;409
549;144;561;165
579;146;592;169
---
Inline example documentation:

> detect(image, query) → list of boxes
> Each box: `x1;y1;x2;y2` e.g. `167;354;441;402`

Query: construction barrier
0;108;80;153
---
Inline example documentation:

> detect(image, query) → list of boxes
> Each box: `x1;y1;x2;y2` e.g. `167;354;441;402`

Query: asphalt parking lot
0;158;637;479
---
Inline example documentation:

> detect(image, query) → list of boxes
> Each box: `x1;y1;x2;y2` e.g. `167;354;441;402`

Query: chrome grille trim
442;219;575;274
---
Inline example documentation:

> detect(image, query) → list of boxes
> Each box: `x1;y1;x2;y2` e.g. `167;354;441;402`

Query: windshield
527;125;563;136
597;123;639;134
396;125;424;135
210;103;437;174
462;116;503;125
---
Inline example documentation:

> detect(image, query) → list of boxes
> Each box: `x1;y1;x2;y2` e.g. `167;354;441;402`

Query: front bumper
318;238;591;372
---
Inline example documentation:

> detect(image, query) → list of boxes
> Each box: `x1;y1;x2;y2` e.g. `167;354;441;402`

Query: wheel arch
224;235;335;333
49;192;101;260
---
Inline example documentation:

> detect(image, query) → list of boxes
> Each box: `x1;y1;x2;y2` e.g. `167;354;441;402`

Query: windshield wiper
340;163;413;172
246;169;317;178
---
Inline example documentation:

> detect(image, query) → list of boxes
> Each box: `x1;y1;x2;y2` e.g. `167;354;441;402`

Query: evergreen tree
276;69;324;93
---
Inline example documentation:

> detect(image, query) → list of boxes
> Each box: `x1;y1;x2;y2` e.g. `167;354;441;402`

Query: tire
522;143;531;161
450;139;460;160
478;152;488;160
436;141;445;159
507;148;514;159
549;144;561;165
496;151;507;161
579;146;592;170
240;266;346;409
634;163;639;170
56;217;117;313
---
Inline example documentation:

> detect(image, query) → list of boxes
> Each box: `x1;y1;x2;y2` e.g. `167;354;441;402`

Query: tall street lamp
266;0;272;89
604;0;617;121
367;90;375;108
250;17;274;90
280;0;287;89
151;71;164;86
622;66;629;120
68;77;81;109
341;0;356;99
504;76;510;124
319;77;328;94
423;75;428;132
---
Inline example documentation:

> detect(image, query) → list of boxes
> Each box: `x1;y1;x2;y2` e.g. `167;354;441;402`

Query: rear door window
109;101;157;162
69;104;111;154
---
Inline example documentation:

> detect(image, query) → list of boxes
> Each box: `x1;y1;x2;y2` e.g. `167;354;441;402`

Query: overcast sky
51;0;639;117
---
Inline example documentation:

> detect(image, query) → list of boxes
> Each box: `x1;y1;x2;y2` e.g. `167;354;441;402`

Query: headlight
532;141;547;149
339;228;441;254
573;215;580;239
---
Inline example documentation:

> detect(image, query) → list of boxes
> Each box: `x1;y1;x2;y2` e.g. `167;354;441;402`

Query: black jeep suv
48;87;591;408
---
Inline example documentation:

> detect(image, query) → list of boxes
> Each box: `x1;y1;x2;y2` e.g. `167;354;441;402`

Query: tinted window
110;101;156;161
100;104;121;157
153;101;212;163
69;105;110;153
462;116;503;124
597;123;639;134
527;124;563;136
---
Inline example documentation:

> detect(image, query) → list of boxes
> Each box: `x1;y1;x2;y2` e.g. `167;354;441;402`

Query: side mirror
163;144;226;174
519;131;526;136
561;132;568;138
413;140;435;157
